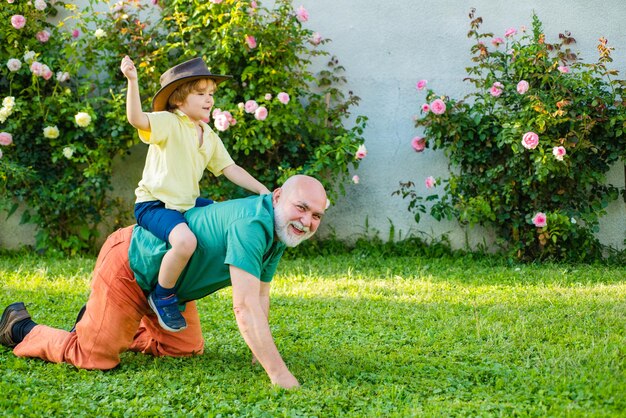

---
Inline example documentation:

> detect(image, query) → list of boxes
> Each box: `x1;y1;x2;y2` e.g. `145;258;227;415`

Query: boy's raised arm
120;55;150;132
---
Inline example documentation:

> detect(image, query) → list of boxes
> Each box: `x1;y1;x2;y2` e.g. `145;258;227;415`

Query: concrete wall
298;0;626;250
2;0;625;250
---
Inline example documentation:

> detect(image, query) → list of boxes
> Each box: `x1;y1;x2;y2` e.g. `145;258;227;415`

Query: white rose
0;107;12;123
3;96;15;109
7;59;21;72
34;0;47;10
62;147;74;159
23;50;36;63
75;112;92;127
43;125;60;139
94;29;106;39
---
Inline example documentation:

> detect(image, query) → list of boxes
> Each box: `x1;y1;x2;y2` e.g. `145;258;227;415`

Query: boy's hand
120;55;138;81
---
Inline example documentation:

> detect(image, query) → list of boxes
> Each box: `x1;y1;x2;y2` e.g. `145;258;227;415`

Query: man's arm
222;164;271;195
259;280;270;321
251;281;270;366
230;265;299;389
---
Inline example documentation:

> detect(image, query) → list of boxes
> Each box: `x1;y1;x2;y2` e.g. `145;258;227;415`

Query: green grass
1;253;625;417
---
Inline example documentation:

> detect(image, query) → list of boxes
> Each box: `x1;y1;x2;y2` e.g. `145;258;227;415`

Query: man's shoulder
214;194;273;217
213;195;274;240
187;194;274;233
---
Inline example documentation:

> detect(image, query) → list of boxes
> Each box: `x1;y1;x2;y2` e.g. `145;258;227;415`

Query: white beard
274;204;314;247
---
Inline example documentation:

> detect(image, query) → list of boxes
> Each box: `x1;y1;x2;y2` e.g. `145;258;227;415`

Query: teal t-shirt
129;194;286;303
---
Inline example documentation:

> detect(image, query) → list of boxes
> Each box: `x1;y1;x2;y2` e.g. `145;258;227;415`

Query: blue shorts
134;197;213;244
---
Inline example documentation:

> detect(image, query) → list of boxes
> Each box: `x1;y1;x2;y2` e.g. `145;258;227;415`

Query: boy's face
175;79;217;123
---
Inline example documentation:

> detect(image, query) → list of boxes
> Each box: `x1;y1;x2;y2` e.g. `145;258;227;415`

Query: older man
0;175;326;389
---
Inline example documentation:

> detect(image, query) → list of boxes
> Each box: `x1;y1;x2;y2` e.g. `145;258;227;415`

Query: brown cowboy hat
151;57;232;111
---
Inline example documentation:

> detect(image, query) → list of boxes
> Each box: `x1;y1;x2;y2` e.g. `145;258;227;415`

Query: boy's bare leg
158;223;197;288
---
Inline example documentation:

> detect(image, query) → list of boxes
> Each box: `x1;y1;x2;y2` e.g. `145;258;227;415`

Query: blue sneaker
148;292;187;332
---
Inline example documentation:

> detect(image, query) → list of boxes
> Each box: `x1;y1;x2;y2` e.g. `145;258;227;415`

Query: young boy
121;56;270;332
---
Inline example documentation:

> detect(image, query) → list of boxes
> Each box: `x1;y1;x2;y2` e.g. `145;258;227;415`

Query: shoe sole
148;296;187;333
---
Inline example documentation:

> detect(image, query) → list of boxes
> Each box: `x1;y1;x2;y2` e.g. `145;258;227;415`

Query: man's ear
272;187;281;205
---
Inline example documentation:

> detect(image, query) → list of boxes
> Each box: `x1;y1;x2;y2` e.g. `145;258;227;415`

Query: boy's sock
11;318;37;344
154;283;176;300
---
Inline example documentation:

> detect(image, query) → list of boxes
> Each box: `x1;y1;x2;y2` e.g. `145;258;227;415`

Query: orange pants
13;226;204;370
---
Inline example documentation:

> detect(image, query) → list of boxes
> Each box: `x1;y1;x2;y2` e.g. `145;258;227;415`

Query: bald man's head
272;175;327;247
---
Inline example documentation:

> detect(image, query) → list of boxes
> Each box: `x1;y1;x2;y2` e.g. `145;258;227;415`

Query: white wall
295;0;626;249
2;1;625;250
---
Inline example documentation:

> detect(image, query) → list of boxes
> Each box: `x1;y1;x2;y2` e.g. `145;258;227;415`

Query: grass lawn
1;253;624;417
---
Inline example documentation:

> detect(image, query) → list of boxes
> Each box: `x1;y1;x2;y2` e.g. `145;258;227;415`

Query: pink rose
254;106;268;120
416;79;427;90
516;80;529;94
504;28;517;38
213;109;235;130
522;132;539;150
411;136;426;152
311;32;322;45
430;99;446;115
558;65;570;74
352;175;359;184
296;5;309;22
245;35;257;49
532;212;547;228
72;29;80;38
355;144;367;159
209;0;223;3
425;176;435;189
214;114;230;131
421;103;430;113
244;100;259;113
11;15;26;30
222;110;234;124
264;93;272;100
34;0;47;11
491;37;504;47
0;132;13;146
490;82;504;97
38;64;52;80
36;30;50;43
30;61;43;76
277;92;290;104
552;146;566;161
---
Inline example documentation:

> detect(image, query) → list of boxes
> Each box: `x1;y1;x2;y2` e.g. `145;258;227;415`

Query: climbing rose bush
0;0;366;254
395;10;626;261
154;0;367;200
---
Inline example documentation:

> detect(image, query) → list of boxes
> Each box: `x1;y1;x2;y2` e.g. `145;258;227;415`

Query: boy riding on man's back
121;56;270;332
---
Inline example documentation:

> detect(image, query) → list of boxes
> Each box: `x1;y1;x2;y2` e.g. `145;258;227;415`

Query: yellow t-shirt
135;110;235;211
